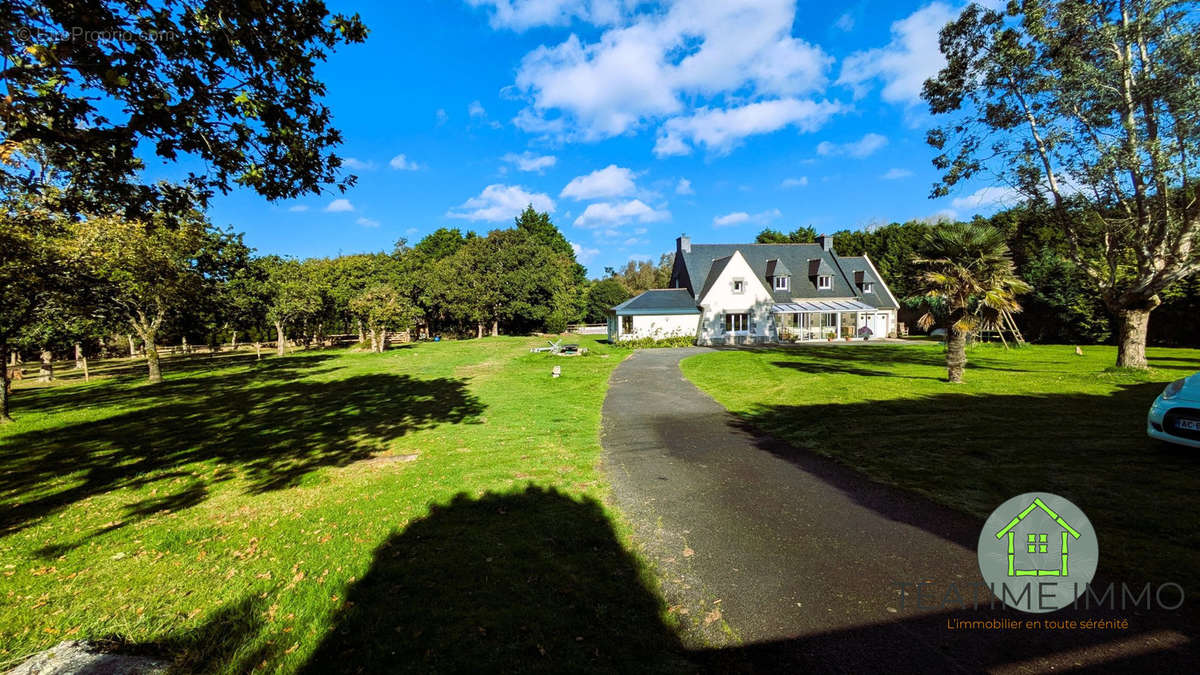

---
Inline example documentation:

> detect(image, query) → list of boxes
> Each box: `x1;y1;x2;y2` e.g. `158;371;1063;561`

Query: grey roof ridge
860;252;901;308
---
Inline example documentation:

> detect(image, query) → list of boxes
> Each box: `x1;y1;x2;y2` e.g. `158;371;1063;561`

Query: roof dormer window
817;275;832;290
773;276;789;291
863;281;875;293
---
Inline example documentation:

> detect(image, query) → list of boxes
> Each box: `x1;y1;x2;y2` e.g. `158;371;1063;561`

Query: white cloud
571;241;601;263
561;164;637;200
469;100;503;129
448;184;556;222
436;108;449;125
780;176;808;189
712;208;781;228
882;168;914;180
838;2;957;105
713;211;749;227
341;157;376;171
288;204;309;212
467;0;628;31
573;199;669;228
816;132;888;158
950;186;1023;211
835;12;855;31
502;151;558;173
389;154;422;171
923;209;958;224
357;217;381;228
655;98;842;157
405;227;419;235
675;177;694;195
325;198;354;213
510;1;834;145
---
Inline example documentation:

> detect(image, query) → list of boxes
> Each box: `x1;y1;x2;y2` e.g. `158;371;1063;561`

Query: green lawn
681;343;1200;605
0;337;693;673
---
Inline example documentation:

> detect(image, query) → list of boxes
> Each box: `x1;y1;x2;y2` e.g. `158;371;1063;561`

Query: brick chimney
677;235;691;253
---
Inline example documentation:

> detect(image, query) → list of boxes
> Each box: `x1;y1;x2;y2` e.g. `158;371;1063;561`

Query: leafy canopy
1;0;367;216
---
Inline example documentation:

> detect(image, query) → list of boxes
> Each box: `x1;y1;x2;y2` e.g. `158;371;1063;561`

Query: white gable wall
696;251;775;345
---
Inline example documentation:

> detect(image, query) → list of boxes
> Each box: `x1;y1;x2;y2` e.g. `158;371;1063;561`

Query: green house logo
977;492;1098;613
994;497;1081;577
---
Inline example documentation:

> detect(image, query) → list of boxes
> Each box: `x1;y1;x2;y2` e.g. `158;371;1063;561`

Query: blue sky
183;0;1014;276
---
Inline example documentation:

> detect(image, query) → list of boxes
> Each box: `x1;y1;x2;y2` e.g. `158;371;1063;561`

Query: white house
608;235;900;345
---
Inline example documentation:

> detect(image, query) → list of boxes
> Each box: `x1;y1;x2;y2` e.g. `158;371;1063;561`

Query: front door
869;313;889;338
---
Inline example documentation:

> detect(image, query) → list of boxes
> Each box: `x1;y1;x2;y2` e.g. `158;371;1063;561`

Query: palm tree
910;223;1031;383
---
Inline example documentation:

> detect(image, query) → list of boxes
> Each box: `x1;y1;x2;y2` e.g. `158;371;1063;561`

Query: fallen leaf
682;547;694;557
704;608;721;626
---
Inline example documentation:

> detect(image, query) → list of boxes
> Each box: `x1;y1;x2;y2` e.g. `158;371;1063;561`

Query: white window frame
817;275;832;290
621;315;633;334
863;281;875;293
724;312;749;333
732;278;745;294
773;276;789;291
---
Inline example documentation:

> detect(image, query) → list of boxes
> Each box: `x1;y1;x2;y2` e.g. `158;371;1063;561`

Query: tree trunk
254;341;262;361
181;335;189;355
127;334;137;357
367;327;377;352
74;343;84;370
491;320;498;337
38;350;54;383
378;326;388;353
275;322;287;357
1116;307;1153;369
231;331;238;350
81;356;90;382
1;341;12;423
477;322;484;339
357;319;365;343
143;337;162;384
945;327;967;383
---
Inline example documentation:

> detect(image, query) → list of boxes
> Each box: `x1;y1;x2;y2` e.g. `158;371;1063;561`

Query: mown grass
0;337;694;673
680;343;1200;606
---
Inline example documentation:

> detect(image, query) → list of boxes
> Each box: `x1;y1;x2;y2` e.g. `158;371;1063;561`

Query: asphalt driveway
600;348;1193;672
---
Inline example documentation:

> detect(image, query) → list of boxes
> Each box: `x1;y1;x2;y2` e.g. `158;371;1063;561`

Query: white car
1148;373;1200;448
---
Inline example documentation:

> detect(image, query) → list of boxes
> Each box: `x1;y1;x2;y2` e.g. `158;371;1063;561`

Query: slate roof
610;288;700;315
764;258;790;277
675;243;861;303
835;256;898;309
697;255;734;299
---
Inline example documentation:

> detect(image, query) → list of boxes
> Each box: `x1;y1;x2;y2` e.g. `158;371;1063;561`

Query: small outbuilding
607;289;700;342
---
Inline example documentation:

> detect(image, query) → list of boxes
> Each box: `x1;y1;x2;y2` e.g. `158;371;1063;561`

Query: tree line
756;206;1199;350
1;202;587;421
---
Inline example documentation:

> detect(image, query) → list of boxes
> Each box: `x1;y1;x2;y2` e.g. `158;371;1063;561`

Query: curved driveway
600;348;1191;672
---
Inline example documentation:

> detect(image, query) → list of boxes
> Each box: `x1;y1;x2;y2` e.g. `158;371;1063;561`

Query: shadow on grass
768;360;943;380
296;487;1193;674
27;487;1192;673
728;381;1200;609
0;358;485;537
302;487;694;674
9;353;341;417
737;343;1044;375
